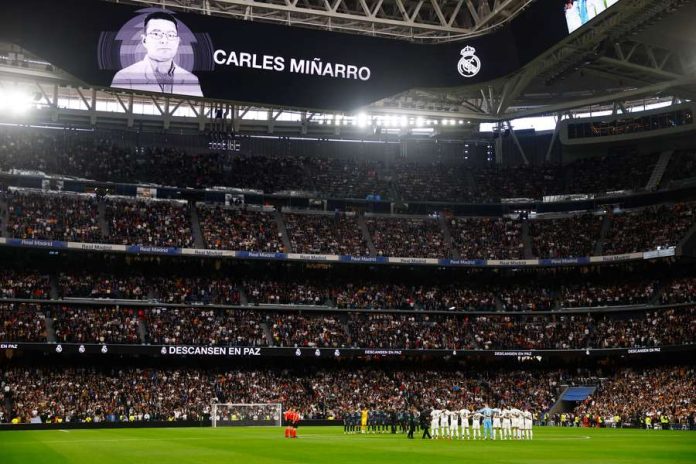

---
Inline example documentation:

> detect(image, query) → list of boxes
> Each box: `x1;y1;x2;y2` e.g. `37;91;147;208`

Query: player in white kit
459;408;470;440
501;408;512;440
510;408;522;439
449;410;459;439
439;409;449;438
523;409;533;440
431;409;441;439
471;411;482;439
492;408;502;440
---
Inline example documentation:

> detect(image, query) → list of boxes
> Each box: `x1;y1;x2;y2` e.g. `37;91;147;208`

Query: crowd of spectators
498;286;555;312
284;213;370;256
348;313;445;349
58;273;148;300
198;206;284;252
310;157;390;199
367;217;447;258
105;198;193;248
0;129;306;193
267;313;348;348
244;280;329;306
4;365;692;425
448;217;523;259
559;281;658;308
0;271;51;299
562;151;658;195
0;368;214;424
589;307;696;348
4;269;695;312
0;128;684;204
660;277;696;304
391;161;471;202
603;203;695;254
0;367;564;423
4;301;693;348
530;215;602;258
6;191;101;242
346;308;696;350
0;129;389;198
574;367;696;425
51;306;142;344
334;283;497;311
144;308;266;346
148;277;241;305
469;164;563;202
1;186;693;258
0;303;46;342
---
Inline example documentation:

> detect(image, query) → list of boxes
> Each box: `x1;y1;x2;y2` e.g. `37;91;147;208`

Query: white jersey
492;410;501;428
502;409;512;426
431;409;441;425
510;409;522;428
471;412;482;429
459;409;470;427
524;411;533;429
440;410;449;426
448;410;459;426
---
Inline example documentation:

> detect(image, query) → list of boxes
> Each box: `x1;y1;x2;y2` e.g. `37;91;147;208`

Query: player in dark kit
407;410;416;439
352;411;360;433
420;409;432;439
400;410;409;433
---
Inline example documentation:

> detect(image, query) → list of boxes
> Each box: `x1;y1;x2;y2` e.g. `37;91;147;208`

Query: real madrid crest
457;46;481;78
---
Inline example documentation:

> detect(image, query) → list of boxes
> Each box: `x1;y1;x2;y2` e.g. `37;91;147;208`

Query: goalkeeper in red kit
284;408;300;438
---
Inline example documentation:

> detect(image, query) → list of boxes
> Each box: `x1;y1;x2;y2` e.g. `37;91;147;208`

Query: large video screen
1;0;571;110
564;0;621;33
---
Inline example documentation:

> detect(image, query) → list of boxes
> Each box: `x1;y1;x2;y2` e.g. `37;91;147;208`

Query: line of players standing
344;407;534;440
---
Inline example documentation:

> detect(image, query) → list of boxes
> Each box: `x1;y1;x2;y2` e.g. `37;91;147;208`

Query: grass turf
0;426;695;464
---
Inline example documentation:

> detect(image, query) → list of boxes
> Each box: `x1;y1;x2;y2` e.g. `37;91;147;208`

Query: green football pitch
0;426;695;464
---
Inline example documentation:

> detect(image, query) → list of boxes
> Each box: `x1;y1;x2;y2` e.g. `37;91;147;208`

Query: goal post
211;403;283;427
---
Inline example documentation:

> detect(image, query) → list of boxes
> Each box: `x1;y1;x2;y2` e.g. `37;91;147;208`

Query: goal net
211;403;283;427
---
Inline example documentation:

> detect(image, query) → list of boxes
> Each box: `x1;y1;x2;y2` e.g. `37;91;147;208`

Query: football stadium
0;0;695;463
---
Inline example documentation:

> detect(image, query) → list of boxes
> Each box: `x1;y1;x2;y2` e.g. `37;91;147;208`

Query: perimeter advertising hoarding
0;342;687;360
0;0;571;109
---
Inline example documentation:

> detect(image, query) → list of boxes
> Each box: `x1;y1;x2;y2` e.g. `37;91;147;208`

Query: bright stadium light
416;117;424;127
0;88;33;114
356;113;367;127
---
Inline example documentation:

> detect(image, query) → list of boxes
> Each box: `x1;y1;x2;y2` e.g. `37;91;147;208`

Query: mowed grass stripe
0;426;694;464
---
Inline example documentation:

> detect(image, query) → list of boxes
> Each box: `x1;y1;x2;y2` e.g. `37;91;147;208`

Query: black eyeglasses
147;31;179;41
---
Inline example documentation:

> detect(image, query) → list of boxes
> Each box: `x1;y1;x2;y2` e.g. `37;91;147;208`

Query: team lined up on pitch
344;407;534;440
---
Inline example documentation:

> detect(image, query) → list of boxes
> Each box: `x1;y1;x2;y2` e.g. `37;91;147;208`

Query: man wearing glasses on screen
111;12;203;97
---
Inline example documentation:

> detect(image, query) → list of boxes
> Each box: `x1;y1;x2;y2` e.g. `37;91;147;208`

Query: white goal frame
211;403;282;427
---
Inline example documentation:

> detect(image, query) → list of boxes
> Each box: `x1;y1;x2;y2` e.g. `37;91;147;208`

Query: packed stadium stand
0;0;695;440
1;124;695;428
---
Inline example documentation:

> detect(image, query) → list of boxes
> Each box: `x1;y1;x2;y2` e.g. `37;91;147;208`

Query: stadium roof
69;0;696;117
373;0;696;119
0;0;694;128
113;0;531;42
